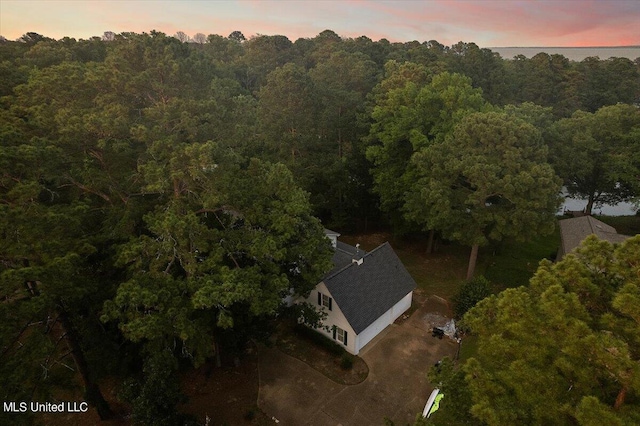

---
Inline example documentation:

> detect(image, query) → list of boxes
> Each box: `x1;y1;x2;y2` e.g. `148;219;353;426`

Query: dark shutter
318;292;321;306
344;331;348;346
328;297;332;311
333;327;336;340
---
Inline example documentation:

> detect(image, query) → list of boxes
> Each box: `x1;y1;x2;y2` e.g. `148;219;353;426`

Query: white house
298;229;416;355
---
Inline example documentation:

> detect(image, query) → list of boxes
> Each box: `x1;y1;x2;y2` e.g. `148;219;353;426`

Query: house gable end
324;242;417;334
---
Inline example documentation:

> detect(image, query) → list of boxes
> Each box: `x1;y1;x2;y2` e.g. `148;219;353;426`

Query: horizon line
488;45;640;49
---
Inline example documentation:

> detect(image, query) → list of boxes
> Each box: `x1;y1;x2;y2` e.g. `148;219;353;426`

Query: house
556;216;632;261
298;229;416;355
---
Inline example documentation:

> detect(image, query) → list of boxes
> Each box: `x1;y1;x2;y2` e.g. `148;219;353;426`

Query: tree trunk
585;193;595;215
58;308;113;420
466;244;479;281
426;230;435;254
614;386;627;410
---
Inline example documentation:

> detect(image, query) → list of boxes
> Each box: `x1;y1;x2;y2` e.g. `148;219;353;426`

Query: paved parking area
258;296;458;425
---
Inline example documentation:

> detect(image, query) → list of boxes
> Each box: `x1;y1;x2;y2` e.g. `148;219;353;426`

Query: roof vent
352;244;363;265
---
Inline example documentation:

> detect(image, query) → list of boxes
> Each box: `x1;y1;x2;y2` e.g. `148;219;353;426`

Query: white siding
355;292;412;354
298;287;413;355
299;283;356;354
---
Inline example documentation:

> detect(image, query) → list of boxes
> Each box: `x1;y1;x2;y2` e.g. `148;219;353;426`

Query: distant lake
488;46;640;61
560;190;638;216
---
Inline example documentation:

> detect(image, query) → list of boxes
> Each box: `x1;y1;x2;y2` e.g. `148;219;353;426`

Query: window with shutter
335;327;347;345
320;293;332;310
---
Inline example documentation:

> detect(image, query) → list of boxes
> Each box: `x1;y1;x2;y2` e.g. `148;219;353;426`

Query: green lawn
479;226;560;292
340;232;468;300
341;216;636;319
341;225;561;301
596;215;640;236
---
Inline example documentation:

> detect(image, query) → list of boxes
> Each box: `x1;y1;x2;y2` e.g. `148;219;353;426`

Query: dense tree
504;53;581;117
366;69;486;232
257;62;317;163
204;33;243;63
405;111;561;278
550;104;640;214
446;42;508;105
238;34;293;90
2;29;640;423
308;50;379;222
463;235;640;425
102;155;333;363
228;30;246;43
18;32;54;45
578;57;640;113
0;31;333;423
0;82;115;419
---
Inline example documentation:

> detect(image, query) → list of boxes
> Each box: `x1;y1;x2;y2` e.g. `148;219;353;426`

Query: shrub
453;275;492;319
340;353;354;370
293;324;344;355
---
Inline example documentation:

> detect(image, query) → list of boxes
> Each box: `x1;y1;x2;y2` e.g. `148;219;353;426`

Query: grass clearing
340;232;468;301
596;215;640;236
342;226;560;301
480;226;560;292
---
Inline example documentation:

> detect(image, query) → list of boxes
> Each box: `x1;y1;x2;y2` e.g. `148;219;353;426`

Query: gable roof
327;241;366;276
558;216;631;260
324;228;341;238
323;242;416;334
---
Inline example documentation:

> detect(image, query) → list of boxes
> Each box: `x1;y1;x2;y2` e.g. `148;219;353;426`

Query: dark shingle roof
327;241;366;275
558;216;632;260
324;242;416;334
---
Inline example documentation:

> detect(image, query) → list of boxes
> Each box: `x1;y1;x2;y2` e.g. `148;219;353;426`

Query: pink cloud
1;0;638;46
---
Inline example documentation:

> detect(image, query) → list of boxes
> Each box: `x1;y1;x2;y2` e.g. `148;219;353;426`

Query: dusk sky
2;0;639;47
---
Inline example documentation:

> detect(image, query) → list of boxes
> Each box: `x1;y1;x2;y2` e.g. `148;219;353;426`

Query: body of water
488;46;640;61
560;194;638;216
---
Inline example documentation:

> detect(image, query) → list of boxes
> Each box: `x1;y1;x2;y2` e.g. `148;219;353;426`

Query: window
321;294;331;308
317;292;332;310
333;326;348;345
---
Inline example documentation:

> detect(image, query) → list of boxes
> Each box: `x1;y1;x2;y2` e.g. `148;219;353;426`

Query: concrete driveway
258;296;458;425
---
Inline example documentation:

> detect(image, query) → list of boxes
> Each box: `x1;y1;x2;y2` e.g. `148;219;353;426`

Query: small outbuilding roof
557;216;631;260
323;242;416;334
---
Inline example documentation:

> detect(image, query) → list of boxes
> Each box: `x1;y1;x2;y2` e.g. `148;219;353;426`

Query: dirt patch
35;376;130;426
340;232;469;300
179;344;273;426
36;346;272;426
275;322;369;385
393;289;427;326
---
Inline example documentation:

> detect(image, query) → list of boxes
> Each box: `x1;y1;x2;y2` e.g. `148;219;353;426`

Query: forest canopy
0;29;639;423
